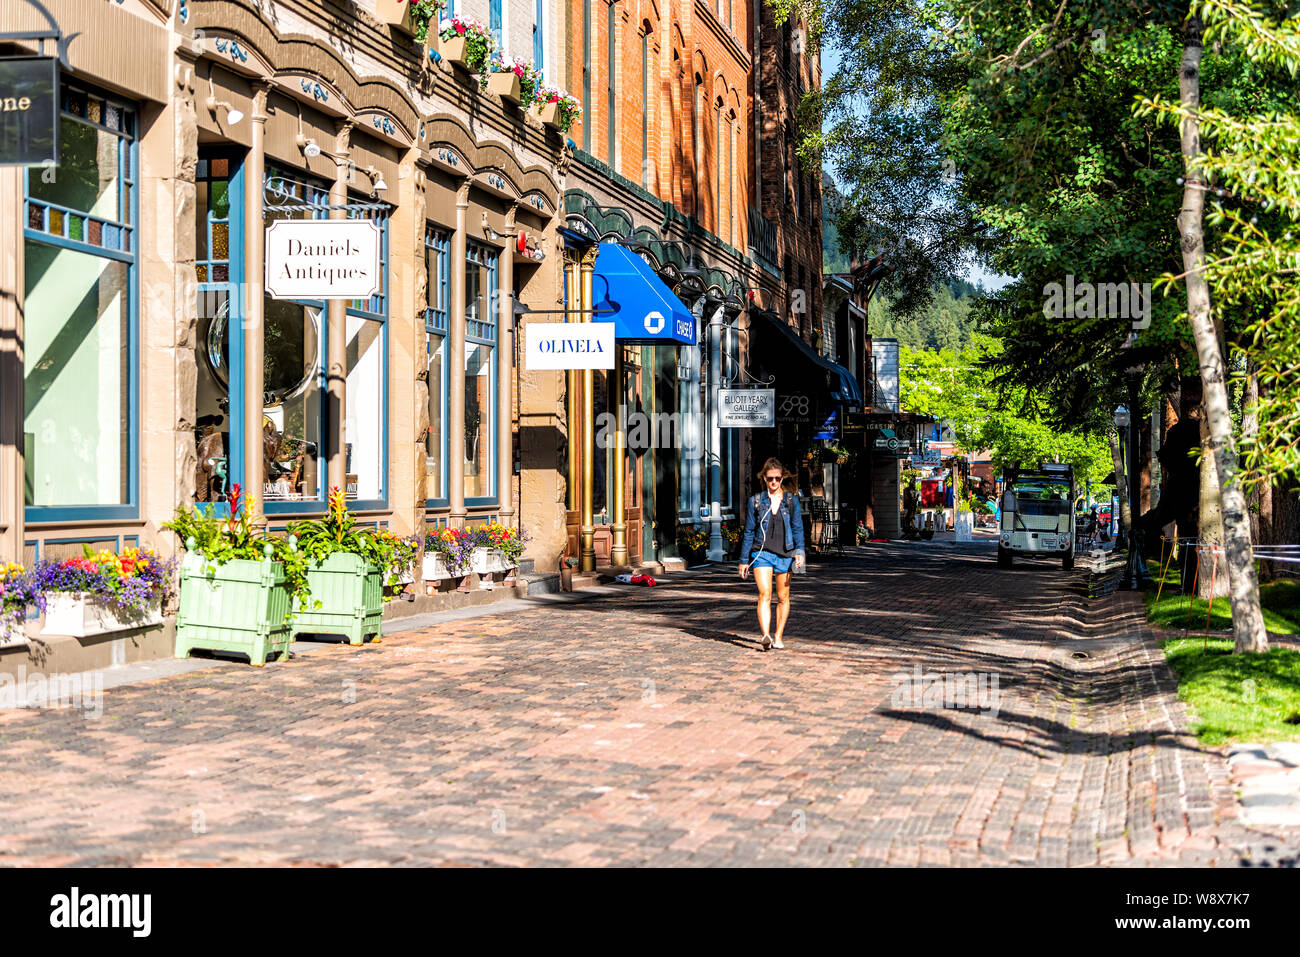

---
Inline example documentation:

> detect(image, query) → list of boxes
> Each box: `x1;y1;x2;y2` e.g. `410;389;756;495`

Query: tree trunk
1178;17;1268;652
1197;411;1229;599
1244;362;1262;569
1109;428;1131;545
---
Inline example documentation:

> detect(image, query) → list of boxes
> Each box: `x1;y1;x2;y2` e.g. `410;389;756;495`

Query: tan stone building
0;0;573;671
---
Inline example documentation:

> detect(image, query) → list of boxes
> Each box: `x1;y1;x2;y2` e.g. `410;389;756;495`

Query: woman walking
738;457;806;651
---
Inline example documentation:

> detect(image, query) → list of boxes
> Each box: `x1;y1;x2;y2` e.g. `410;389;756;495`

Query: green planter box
291;552;383;646
174;556;293;667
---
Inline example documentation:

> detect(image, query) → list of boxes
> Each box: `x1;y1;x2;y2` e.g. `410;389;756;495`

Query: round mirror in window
263;299;320;406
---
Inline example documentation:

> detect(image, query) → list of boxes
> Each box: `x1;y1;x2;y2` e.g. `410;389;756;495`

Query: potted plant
488;55;542;107
438;15;494;79
287;488;418;646
375;0;444;41
423;525;480;589
1;562;37;647
34;546;176;637
164;484;311;667
536;85;581;132
676;524;709;565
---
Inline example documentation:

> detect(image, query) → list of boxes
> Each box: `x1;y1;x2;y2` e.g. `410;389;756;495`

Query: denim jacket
738;490;805;560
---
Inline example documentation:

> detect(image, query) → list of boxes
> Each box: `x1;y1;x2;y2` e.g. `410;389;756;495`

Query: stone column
448;181;469;528
706;303;725;560
394;154;426;537
0;169;25;563
327;122;353;496
243;83;270;523
565;257;579;512
497;209;516;526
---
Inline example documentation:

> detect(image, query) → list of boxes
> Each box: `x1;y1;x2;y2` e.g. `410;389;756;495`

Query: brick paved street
1;542;1296;867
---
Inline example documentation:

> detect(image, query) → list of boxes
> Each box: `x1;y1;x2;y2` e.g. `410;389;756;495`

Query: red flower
456;23;464;34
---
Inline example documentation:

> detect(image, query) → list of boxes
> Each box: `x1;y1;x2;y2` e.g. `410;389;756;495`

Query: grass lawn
1145;571;1300;744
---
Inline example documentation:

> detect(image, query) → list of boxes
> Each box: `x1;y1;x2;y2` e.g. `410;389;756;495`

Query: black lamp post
1113;404;1130;551
1123;364;1145;589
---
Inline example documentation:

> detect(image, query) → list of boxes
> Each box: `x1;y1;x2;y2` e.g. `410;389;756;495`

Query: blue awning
591;242;696;345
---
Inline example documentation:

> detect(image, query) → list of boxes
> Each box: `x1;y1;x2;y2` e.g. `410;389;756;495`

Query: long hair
756;457;794;494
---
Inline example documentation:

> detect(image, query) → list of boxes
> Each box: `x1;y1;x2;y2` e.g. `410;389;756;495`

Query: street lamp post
1124;365;1145;590
1113;404;1130;551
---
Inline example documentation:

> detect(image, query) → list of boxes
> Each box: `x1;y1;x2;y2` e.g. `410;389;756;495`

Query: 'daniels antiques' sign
265;220;382;300
0;57;58;167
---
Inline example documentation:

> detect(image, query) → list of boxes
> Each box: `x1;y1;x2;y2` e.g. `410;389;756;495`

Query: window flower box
422;551;456;581
291;552;383;646
374;0;418;36
438;16;494;76
470;546;514;575
41;593;163;637
538;102;562;128
1;621;27;648
488;71;522;105
174;555;293;667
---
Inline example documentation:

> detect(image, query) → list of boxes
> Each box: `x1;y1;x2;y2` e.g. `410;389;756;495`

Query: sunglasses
765;475;783;482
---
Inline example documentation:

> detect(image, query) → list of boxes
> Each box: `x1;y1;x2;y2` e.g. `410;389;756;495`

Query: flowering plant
492;55;543;104
480;522;528;565
424;526;485;575
1;562;39;635
289;488;419;592
399;0;445;43
677;524;709;553
28;546;177;615
438;16;495;77
537;84;581;131
163;484;314;607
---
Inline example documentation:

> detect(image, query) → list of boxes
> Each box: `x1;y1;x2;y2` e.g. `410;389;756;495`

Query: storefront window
424;226;450;503
262;299;323;503
23;83;136;516
345;315;384;501
465;242;498;501
23;243;129;507
261;168;389;508
194;154;243;504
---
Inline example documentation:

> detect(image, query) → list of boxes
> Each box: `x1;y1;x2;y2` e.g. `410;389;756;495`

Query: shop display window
22;82;136;517
424;226;450;504
465;242;498;502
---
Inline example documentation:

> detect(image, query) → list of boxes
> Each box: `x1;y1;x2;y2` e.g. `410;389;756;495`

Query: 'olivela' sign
525;323;616;370
265;220;382;300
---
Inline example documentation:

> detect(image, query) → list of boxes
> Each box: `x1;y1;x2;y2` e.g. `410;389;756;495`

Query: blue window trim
195;151;246;516
533;0;544;68
424;224;451;508
464;241;499;505
489;0;503;50
23;84;139;525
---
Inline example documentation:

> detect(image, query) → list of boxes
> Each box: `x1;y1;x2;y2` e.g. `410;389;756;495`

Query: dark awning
751;309;863;405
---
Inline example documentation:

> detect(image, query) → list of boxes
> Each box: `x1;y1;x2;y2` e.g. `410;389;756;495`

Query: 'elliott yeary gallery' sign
525;323;616;370
265;220;382;300
719;390;775;428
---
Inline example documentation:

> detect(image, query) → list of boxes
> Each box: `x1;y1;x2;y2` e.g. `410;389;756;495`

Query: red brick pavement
0;543;1295;867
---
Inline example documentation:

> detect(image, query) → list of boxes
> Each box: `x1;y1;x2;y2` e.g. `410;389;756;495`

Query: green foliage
900;336;1113;483
1135;1;1300;488
162;485;313;608
288;488;419;591
868;283;982;351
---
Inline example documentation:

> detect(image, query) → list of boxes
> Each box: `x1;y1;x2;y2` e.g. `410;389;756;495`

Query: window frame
424;224;451;508
22;81;139;524
464;239;500;507
261;166;391;515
